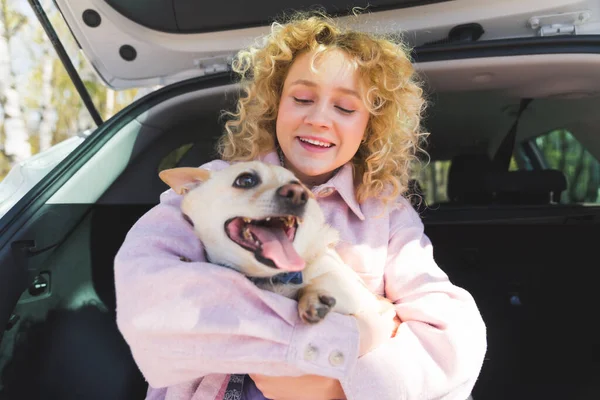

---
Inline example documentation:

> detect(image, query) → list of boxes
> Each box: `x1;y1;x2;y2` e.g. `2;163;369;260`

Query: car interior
1;48;600;400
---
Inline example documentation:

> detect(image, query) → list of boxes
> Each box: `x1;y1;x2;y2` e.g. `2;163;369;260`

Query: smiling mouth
224;216;305;271
298;137;334;148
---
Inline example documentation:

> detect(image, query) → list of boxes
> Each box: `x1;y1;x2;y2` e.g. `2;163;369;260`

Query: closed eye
293;97;313;104
294;96;355;114
335;106;355;114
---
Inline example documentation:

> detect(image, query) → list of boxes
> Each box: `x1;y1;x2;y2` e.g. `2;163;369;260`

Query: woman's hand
249;374;346;400
355;299;401;356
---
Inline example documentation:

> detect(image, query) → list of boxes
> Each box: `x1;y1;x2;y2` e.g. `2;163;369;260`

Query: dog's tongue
248;225;305;271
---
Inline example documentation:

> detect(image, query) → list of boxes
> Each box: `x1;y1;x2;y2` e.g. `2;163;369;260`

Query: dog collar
250;271;303;285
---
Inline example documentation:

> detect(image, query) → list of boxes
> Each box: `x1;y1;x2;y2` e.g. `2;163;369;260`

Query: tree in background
0;0;30;176
537;129;600;203
0;0;137;180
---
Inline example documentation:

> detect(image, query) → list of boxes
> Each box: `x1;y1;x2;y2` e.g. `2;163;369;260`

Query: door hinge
528;10;591;37
193;55;232;76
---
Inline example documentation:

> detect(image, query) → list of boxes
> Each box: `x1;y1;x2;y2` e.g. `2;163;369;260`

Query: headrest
447;154;494;204
485;169;567;204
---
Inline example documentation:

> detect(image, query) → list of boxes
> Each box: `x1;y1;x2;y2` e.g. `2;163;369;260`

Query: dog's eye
233;172;260;189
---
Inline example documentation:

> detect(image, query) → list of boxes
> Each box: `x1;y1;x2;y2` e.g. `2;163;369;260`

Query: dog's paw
298;292;337;324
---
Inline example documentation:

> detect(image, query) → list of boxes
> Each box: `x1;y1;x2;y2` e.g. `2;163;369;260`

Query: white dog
160;161;390;323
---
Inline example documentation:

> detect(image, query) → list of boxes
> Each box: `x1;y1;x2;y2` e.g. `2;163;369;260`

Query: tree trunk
38;46;55;151
0;0;31;163
105;88;115;119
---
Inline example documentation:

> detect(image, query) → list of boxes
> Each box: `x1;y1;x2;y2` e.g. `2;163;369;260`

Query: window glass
534;129;600;204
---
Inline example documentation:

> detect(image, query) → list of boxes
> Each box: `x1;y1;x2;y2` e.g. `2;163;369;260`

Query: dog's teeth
242;227;252;240
243;218;251;223
266;217;271;221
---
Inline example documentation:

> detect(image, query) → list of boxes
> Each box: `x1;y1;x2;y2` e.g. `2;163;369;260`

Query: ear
159;167;211;195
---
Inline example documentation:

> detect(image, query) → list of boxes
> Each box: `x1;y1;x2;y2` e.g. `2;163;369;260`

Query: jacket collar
261;151;365;221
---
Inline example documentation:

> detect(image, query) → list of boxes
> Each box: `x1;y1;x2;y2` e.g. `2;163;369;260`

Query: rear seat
423;155;597;399
485;169;566;204
446;154;567;206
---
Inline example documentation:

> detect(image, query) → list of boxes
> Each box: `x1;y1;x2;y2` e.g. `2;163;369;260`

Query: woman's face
276;49;370;186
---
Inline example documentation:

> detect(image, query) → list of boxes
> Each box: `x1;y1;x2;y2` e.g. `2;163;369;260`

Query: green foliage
536;130;600;203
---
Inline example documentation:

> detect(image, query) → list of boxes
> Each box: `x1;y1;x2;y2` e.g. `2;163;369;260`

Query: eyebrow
290;79;361;100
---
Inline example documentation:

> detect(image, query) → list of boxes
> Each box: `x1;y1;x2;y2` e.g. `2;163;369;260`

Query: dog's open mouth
225;216;305;271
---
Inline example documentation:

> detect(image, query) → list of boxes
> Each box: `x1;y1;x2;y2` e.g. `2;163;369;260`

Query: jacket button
304;345;318;361
319;188;334;196
329;350;344;366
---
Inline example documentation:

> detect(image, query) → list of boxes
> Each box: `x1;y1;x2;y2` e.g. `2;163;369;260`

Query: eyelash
293;97;355;114
293;97;312;104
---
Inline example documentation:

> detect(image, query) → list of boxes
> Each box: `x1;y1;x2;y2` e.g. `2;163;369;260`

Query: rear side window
414;129;600;206
414;160;451;205
531;129;600;204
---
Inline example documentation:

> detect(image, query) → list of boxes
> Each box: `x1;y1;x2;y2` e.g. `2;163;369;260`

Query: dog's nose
277;183;308;207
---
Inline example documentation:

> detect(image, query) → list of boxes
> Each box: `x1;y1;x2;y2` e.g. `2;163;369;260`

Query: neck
290;167;336;187
276;148;338;187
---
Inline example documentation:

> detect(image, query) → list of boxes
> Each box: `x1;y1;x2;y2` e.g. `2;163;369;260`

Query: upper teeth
284;216;295;227
241;216;296;227
242;225;252;240
300;138;332;147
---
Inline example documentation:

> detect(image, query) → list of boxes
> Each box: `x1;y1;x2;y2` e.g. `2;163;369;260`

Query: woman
114;12;487;400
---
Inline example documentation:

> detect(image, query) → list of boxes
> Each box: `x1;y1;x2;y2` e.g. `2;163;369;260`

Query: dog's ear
159;167;211;195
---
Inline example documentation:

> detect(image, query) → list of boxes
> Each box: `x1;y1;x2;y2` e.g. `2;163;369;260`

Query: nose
277;183;308;207
304;103;332;129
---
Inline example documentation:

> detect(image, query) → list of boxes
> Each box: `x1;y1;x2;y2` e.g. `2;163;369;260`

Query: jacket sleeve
114;161;361;388
339;199;487;400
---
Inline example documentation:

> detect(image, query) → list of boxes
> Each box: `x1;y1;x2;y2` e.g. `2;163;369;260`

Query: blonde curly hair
218;11;428;204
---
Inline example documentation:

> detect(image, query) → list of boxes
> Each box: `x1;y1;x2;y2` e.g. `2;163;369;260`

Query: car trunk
49;0;600;89
2;1;600;397
2;56;600;398
103;0;451;33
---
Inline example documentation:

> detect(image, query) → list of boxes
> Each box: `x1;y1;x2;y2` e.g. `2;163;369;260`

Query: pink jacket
114;152;487;400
